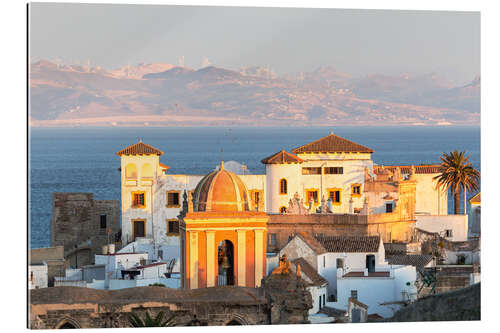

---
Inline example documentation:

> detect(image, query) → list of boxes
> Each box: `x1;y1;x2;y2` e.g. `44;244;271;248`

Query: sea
29;126;480;249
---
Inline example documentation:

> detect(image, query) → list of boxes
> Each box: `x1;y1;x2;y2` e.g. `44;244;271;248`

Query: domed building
181;162;269;290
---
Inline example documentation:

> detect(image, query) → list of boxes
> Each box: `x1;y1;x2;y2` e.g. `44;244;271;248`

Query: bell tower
116;140;163;245
181;162;268;289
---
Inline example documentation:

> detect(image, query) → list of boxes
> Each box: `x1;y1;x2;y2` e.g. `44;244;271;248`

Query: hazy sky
30;3;480;84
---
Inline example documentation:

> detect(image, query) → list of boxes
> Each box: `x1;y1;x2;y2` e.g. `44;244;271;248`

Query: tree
434;149;480;214
128;311;176;327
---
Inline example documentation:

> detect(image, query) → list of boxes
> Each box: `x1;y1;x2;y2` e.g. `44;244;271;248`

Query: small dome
193;161;250;212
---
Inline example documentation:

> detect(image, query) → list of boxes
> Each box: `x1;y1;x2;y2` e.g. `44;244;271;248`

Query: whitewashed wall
29;264;48;289
469;203;481;237
332;265;417;318
309;285;328;315
412;174;448;215
416;215;468;241
317;249;384;299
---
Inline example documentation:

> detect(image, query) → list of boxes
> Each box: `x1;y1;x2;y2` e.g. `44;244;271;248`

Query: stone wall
29;280;312;329
387;283;480;322
50;193;120;267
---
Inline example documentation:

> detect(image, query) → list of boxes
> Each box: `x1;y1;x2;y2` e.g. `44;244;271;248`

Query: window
166;191;180;208
100;214;107;229
386;203;393;213
324;167;343;174
306;190;319;204
132;192;145;208
323;294;326;307
319;296;322;309
351;290;358;300
328;189;341;205
280;206;287;214
132;220;145;241
254;191;260;204
167;219;179;235
268;233;277;248
351;184;361;197
445;229;453;238
302;167;322;175
279;179;288;194
323;255;326;268
336;258;344;268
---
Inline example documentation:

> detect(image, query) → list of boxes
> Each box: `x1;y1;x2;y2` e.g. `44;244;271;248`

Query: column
206;230;216;287
189;231;198;289
254;229;264;287
237;229;246;286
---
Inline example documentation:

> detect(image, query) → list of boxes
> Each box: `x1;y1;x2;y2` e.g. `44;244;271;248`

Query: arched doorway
217;240;234;286
226;319;242;325
55;318;80;329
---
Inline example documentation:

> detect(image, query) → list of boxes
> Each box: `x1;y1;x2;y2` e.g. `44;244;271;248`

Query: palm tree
128;311;176;327
434;149;480;214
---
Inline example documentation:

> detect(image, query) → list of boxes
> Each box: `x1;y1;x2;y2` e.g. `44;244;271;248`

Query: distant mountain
29;60;480;127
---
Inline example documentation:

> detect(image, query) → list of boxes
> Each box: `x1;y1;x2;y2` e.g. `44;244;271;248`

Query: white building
469;192;481;238
416;215;468;242
94;252;149;279
331;264;417;318
28;263;48;289
279;233;386;300
116;134;448;259
290;257;328;315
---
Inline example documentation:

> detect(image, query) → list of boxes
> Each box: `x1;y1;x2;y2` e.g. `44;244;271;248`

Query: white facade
309;285;328;315
266;153;373;214
29;263;48;289
316;241;386;298
331;265;417;318
95;252;149;279
416;215;468;242
469;201;481;237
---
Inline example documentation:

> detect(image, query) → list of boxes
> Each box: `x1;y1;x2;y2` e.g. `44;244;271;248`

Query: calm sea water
29;126;480;249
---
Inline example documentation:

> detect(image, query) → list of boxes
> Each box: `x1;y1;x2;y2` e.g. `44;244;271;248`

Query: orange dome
193;161;250;212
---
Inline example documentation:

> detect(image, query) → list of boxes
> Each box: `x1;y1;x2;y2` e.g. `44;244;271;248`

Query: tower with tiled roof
261;150;304;213
116;140;164;245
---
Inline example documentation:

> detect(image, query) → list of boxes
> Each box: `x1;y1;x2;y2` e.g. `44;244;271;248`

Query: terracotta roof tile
373;165;441;175
386;255;433;269
159;162;170;170
291;258;328;287
469;192;481;204
292;133;374;154
315;235;380;253
261;150;304;164
116;141;163;156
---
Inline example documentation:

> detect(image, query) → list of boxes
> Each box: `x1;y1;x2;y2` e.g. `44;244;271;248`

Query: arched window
125;163;138;179
279;178;288;194
280;206;287;214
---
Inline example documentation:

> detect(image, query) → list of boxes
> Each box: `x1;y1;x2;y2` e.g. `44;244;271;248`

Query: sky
29;3;480;84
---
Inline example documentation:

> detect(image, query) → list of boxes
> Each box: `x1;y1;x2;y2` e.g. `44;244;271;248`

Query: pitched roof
469;192;481;204
373;165;441;175
116;141;164;156
315;235;381;253
291;258;328;287
386;255;433;269
292;133;374;154
293;232;327;254
261;150;304;164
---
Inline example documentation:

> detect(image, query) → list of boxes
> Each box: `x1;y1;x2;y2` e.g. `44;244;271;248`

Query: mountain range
29;60;480;127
